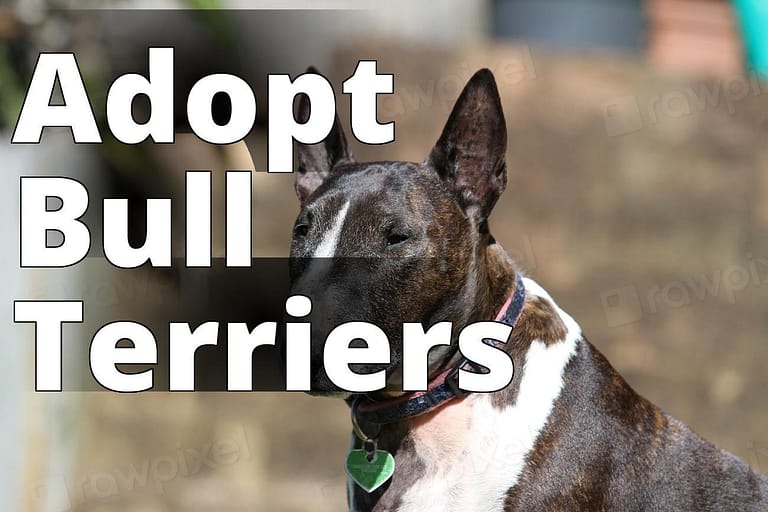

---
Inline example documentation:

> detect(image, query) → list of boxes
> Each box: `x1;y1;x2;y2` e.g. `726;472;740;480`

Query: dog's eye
294;223;309;238
386;233;410;246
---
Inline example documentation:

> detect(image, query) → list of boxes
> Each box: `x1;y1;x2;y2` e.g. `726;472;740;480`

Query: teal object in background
733;0;768;78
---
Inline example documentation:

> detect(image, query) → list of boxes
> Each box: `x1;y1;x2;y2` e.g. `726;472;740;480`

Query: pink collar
350;273;526;426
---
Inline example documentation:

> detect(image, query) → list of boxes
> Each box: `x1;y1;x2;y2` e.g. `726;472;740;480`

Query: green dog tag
345;449;395;493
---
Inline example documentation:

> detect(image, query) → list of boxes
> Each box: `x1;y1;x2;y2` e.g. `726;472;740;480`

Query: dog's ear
427;69;507;223
294;68;353;204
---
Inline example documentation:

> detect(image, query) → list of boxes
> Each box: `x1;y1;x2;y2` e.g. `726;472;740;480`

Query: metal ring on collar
350;395;382;442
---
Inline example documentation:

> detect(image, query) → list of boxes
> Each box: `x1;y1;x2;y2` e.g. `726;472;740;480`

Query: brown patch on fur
590;346;670;436
489;293;569;409
511;296;568;347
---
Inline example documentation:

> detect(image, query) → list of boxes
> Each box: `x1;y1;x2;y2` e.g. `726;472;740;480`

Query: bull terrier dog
288;68;768;511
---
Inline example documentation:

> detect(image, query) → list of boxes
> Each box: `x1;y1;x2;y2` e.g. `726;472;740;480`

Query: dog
287;68;768;511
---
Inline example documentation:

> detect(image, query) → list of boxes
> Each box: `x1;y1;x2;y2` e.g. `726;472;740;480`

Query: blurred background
2;0;768;510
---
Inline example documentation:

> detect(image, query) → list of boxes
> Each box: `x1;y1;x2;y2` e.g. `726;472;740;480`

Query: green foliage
0;44;24;131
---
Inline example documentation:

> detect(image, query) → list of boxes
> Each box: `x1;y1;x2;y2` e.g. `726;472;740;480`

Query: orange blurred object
647;0;745;77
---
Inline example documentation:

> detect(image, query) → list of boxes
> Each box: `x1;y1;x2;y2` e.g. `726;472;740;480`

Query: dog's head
289;69;508;395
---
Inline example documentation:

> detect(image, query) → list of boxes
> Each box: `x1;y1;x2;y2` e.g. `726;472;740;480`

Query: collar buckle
445;364;469;398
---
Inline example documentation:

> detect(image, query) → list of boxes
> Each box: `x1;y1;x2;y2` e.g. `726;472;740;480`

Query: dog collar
349;272;526;425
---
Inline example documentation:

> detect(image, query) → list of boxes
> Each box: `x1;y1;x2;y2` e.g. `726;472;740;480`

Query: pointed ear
294;68;353;204
427;69;507;222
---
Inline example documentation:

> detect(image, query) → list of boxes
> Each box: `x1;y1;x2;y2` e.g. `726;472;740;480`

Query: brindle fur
288;69;768;511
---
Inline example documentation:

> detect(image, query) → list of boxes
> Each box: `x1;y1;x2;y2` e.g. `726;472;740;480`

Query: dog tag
345;449;395;493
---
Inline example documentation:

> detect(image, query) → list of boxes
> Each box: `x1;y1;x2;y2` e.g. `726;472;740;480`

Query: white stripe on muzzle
313;201;350;258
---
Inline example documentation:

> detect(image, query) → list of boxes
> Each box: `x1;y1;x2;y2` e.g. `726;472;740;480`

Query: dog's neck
374;239;518;401
372;236;568;407
439;239;519;372
350;257;583;511
475;240;519;326
472;238;518;315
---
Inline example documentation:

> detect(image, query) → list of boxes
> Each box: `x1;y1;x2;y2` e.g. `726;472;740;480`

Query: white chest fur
351;278;582;512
